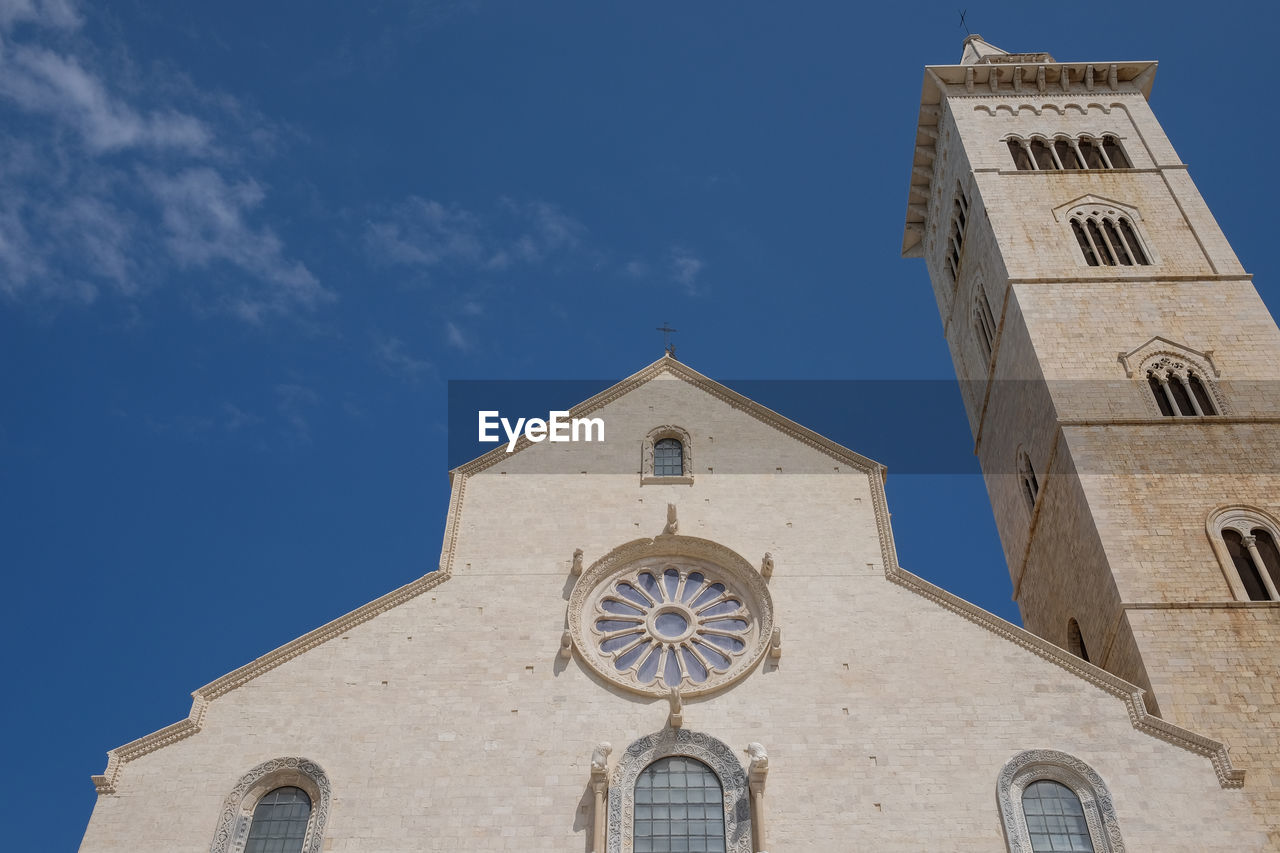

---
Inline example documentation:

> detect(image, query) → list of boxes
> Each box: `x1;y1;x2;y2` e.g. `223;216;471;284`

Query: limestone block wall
78;370;1266;851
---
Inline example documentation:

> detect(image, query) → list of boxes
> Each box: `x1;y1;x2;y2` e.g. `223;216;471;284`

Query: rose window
596;566;751;688
568;539;773;698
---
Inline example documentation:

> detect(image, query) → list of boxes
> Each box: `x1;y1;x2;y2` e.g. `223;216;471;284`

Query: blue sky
1;1;1277;848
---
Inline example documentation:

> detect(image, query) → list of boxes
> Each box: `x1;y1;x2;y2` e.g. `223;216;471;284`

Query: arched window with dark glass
1067;618;1090;663
1022;780;1094;853
1223;530;1268;601
245;787;311;853
1008;139;1033;170
1054;138;1082;169
1188;371;1216;415
1102;135;1130;168
1018;449;1039;513
634;756;726;853
654;438;684;477
1029;138;1056;170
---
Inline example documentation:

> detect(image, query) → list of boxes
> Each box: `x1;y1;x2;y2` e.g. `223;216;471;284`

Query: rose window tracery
596;565;751;688
568;537;773;698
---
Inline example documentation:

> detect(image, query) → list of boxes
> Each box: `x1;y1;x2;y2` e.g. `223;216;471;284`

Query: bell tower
902;35;1280;833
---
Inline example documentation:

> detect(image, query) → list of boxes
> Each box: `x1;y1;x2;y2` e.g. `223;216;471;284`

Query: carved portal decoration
607;728;751;853
568;535;774;698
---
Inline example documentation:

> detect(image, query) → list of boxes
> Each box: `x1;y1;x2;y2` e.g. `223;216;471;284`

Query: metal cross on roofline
958;8;970;36
657;322;678;358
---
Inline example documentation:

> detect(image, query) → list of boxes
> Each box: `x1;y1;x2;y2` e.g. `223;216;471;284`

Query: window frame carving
1207;506;1280;602
1119;338;1226;417
209;757;331;853
997;749;1125;853
642;425;694;485
607;728;751;853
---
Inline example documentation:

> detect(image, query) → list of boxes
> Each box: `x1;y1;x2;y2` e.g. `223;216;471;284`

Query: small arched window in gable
654;438;683;477
246;787;312;853
1209;508;1280;602
643;426;694;485
635;756;727;852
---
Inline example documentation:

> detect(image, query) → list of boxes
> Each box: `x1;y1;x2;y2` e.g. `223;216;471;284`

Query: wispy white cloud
364;195;587;274
444;320;469;350
0;44;211;152
0;0;81;31
275;383;319;442
144;168;330;322
669;246;705;293
375;334;433;379
0;1;323;322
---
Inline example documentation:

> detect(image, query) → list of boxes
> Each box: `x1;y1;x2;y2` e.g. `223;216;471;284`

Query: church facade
78;39;1278;853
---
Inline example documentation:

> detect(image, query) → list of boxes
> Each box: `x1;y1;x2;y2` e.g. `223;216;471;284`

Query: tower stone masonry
903;34;1280;843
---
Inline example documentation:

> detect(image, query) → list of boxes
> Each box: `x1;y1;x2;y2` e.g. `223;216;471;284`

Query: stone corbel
768;627;782;661
571;548;584;576
745;743;770;853
1036;66;1046;94
559;629;573;661
760;552;774;580
667;687;684;729
589;742;611;853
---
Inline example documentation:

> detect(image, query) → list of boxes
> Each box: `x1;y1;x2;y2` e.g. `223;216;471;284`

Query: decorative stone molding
642;424;694;485
760;552;774;580
1119;337;1226;417
607;729;751;853
209;757;331;853
996;750;1124;853
567;534;774;699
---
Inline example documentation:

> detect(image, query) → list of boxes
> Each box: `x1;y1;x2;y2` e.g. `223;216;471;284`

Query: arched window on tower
1005;134;1131;171
1070;210;1149;266
1017;448;1040;513
973;284;998;364
945;186;971;282
246;787;312;853
1209;508;1280;602
634;756;728;852
1143;357;1218;417
1066;618;1090;663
